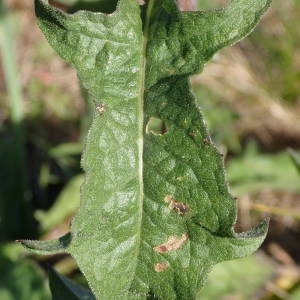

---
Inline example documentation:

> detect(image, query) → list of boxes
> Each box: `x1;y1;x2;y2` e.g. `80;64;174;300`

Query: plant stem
0;1;32;238
0;3;23;126
251;203;300;221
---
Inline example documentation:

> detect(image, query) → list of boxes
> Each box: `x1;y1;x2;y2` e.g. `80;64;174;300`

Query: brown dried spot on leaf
96;104;106;116
154;234;188;253
203;137;211;145
137;0;146;5
164;195;190;215
154;262;170;273
177;0;197;11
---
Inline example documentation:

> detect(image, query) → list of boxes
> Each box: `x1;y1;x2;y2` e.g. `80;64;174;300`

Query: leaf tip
238;218;270;239
16;232;72;255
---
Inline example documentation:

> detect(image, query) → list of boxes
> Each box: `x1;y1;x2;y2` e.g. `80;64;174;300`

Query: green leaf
198;255;273;299
289;286;300;300
228;144;300;196
288;148;300;175
49;269;95;300
22;0;270;298
35;175;83;233
0;243;50;300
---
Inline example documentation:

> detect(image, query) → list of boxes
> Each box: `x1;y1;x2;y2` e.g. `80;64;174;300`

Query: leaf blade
28;0;271;299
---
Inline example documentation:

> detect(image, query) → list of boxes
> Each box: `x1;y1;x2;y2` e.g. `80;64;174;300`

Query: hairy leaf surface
21;0;270;299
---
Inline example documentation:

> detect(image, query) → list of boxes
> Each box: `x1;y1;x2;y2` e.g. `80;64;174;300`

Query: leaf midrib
135;0;154;277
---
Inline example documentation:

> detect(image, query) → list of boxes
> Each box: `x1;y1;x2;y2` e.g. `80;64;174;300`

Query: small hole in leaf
146;117;168;136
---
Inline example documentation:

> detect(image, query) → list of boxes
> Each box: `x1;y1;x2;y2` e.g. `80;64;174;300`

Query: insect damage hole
153;233;188;253
164;195;190;216
146;117;168;136
154;262;170;273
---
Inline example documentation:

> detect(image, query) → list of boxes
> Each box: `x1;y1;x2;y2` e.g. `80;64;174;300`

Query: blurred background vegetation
0;0;300;299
